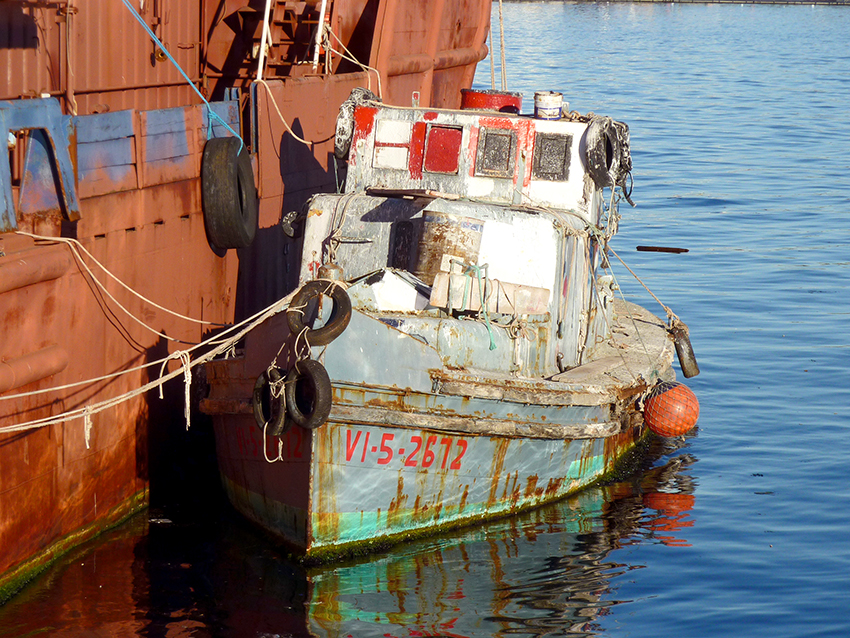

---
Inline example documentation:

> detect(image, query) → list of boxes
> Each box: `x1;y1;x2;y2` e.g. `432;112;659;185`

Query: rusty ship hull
0;0;491;600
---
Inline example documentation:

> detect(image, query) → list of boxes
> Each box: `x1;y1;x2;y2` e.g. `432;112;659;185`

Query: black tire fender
286;280;352;346
252;367;289;435
285;359;332;430
201;136;259;250
584;116;621;189
334;87;379;160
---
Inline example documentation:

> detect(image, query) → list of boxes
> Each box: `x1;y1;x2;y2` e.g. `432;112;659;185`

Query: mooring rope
498;0;507;90
326;29;383;100
0;290;297;435
254;79;313;147
607;244;680;324
17;232;223;334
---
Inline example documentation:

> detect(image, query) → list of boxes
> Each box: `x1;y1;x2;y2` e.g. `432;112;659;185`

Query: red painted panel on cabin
466;126;481;176
409;122;428;179
424;126;463;174
351;106;380;165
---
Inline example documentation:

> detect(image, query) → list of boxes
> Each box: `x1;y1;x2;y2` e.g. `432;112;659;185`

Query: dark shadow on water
0;433;698;638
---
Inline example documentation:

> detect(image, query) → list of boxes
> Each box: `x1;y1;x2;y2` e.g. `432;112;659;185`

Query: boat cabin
298;91;627;378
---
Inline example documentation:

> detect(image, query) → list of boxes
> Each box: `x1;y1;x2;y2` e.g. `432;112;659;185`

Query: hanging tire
286;280;352;346
585;116;621;189
334;87;379;160
252;367;289;435
201;136;259;250
285;359;332;430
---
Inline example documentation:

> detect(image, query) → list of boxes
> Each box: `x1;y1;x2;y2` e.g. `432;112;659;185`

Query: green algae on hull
0;489;149;605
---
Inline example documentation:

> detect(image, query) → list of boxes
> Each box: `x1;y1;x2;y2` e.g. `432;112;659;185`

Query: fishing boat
200;88;701;560
0;0;491;601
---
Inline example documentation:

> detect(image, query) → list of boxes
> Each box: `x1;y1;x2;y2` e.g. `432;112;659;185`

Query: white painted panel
375;119;412;144
374;146;409;170
478;217;558;292
371;271;431;311
298;196;337;284
526;119;588;213
466;176;497;198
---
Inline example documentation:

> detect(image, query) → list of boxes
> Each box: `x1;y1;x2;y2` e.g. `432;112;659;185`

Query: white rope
0;287;284;404
589;270;640;382
0;289;297;435
256;0;274;82
158;350;193;429
607;244;678;323
326;29;383;100
595;240;669;380
489;30;496;90
262;420;285;463
16;231;221;338
312;0;330;72
83;405;93;449
254;79;313;147
498;0;507;90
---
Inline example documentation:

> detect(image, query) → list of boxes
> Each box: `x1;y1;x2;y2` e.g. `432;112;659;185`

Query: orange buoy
643;381;700;437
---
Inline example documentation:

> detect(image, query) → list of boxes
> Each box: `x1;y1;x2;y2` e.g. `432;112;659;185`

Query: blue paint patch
0;98;79;230
73;110;135;144
18;129;63;216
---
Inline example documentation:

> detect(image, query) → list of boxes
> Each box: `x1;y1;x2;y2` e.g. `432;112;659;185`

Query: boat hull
204;298;672;558
214;408;645;558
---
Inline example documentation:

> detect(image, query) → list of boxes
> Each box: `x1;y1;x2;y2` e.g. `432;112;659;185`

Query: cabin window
474;127;517;179
373;119;412;170
423;125;463;174
532;132;572;182
389;220;416;271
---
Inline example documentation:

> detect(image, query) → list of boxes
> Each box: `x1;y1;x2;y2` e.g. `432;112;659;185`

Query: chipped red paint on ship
0;0;493;598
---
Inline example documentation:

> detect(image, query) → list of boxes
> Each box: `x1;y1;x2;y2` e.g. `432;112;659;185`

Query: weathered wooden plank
142;106;197;137
77;164;137;199
142;131;195;163
142;155;197;186
76;138;136;172
73;110;135;144
328;404;620;440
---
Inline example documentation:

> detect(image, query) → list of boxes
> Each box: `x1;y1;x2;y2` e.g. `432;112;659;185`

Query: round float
643;381;700;437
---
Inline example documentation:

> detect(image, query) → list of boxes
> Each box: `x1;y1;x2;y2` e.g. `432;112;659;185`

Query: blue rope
119;0;244;149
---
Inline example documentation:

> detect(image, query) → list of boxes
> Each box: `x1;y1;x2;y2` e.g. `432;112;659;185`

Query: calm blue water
2;3;849;636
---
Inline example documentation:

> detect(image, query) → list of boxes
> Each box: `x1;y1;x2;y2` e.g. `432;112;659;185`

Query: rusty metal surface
1;0;491;594
0;101;240;591
1;0;489;113
200;292;672;556
1;0;200;112
209;413;644;555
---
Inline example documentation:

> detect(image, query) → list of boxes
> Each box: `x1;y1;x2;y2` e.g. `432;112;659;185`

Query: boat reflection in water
304;437;697;638
0;437;696;637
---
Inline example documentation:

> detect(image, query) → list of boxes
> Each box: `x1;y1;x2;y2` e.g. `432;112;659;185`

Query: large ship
0;0;492;601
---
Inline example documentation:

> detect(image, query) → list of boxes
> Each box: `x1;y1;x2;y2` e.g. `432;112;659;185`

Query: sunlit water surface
2;2;849;636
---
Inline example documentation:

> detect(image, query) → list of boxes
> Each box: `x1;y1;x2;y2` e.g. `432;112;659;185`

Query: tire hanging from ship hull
201;137;259;250
253;367;289;435
286;280;352;346
285;359;333;430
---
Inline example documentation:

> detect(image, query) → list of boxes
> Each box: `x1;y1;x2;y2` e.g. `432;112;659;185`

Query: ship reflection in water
0;437;696;637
